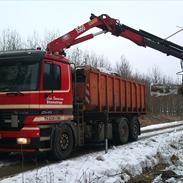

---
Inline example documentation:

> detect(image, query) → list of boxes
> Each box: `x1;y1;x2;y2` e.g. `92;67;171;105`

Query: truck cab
0;50;74;157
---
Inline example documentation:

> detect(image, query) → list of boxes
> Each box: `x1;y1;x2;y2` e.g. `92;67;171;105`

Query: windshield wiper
6;91;24;96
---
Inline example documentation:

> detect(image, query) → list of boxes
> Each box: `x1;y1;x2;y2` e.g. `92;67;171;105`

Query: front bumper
0;138;40;152
0;127;40;152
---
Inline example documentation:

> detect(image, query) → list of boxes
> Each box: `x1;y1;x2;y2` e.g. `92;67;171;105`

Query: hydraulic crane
47;14;183;61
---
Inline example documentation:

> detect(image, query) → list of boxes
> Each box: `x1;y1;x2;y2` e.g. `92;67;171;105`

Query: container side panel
132;83;136;110
141;85;145;110
136;84;140;110
75;83;85;102
100;75;107;110
121;80;126;111
79;67;146;114
143;85;146;111
114;78;120;109
126;81;131;110
107;77;113;109
89;72;98;108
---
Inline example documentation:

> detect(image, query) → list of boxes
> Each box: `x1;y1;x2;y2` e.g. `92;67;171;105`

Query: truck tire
113;118;129;145
51;124;74;160
128;116;140;142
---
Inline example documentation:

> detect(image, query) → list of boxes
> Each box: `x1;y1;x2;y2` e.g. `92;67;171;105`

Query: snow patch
1;129;183;183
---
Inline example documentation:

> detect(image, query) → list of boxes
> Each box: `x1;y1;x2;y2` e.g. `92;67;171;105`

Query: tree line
0;28;179;85
0;28;60;51
0;28;182;116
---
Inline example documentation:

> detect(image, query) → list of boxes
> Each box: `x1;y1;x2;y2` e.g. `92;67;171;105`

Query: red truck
0;14;182;160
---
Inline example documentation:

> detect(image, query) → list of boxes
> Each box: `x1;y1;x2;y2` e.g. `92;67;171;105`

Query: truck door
38;59;73;124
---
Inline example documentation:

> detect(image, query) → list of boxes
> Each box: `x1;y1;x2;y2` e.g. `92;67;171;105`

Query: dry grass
128;163;167;183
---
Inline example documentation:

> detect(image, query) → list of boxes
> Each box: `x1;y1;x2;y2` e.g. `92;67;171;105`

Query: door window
43;63;61;90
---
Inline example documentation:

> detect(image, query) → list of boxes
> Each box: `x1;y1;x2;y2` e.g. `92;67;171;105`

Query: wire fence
147;95;183;116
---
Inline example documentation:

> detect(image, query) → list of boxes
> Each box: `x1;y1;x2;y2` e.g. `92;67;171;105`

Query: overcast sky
0;0;183;81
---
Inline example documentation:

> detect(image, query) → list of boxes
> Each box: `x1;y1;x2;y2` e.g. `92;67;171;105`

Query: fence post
104;110;109;154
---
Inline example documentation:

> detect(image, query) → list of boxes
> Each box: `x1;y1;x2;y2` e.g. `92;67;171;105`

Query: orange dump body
75;66;146;114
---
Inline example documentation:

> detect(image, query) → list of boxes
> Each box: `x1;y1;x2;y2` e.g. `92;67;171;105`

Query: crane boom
117;24;183;60
47;14;183;60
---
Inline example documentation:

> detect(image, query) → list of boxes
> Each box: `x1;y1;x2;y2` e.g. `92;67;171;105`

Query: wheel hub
60;133;69;150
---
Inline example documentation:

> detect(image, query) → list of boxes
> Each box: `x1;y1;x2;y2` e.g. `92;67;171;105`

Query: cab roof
0;49;69;63
0;50;45;60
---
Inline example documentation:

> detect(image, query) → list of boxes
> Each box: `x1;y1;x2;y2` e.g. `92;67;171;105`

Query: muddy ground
139;113;183;127
130;113;183;183
129;163;167;183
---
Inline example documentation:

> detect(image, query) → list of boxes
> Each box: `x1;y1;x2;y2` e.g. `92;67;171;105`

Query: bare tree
0;29;22;51
26;31;41;49
68;48;84;66
68;48;111;70
82;51;111;69
150;65;162;84
115;55;132;79
26;30;60;50
40;30;60;50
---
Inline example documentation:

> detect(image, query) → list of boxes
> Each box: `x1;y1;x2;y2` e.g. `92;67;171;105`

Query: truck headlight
17;138;31;145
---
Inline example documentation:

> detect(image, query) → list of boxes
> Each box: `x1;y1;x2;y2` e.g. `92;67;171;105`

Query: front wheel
51;124;74;160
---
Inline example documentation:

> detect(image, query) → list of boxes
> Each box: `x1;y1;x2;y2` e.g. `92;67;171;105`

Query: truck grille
0;110;25;130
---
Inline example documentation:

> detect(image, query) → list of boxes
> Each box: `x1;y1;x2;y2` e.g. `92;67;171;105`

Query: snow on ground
141;120;183;132
140;121;183;139
1;123;183;183
152;135;183;183
0;161;15;168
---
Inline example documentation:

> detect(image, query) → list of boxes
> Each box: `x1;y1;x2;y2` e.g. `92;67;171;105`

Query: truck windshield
0;61;40;92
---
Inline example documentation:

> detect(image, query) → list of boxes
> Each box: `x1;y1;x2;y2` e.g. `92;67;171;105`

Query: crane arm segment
46;14;118;53
117;24;183;59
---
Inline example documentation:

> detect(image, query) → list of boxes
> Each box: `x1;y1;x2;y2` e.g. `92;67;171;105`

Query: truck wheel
51;124;74;160
128;116;140;142
113;118;129;145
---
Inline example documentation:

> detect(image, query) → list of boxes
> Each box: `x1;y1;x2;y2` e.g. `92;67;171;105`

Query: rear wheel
50;124;74;160
128;116;140;141
113;118;129;145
